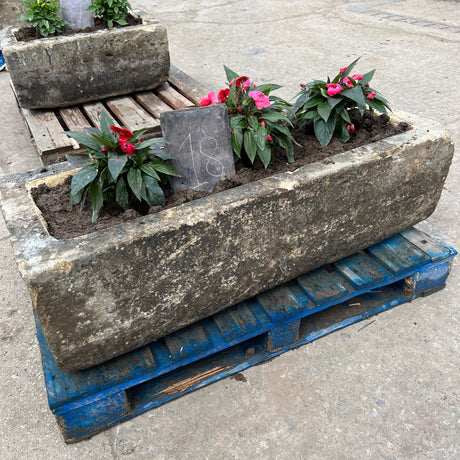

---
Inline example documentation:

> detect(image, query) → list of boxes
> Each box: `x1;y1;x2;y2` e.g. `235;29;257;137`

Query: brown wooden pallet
13;66;209;165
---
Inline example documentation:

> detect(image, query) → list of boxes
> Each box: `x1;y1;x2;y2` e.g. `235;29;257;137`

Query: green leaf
366;98;388;113
139;163;161;180
327;95;343;109
230;114;246;129
318;100;332;121
340;109;351;123
148;159;182;177
342;86;366;112
254;83;282;94
256;125;267;151
108;155;128;181
275;134;295;163
63;131;101;152
71;165;98;197
224;65;239;84
231;127;243;157
142;174;165;207
115;176;129;209
89;181;104;223
100;109;115;136
361;69;375;86
127;168;143;201
243;130;258;163
342;57;360;78
257;145;272;169
248;115;259;131
260;112;292;125
314;117;336;146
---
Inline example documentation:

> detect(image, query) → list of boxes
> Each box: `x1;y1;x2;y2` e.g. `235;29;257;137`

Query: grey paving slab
0;0;458;458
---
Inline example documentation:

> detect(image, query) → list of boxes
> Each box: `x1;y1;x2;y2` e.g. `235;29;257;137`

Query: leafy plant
87;0;132;28
20;0;67;37
64;110;180;222
200;66;296;168
293;58;391;146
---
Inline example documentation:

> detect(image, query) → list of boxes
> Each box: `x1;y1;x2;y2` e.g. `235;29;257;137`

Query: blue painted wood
33;228;456;443
334;252;390;289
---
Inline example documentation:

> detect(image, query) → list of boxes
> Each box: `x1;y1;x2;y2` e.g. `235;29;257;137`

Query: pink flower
217;88;230;103
352;74;363;80
248;90;270;109
120;140;136;155
343;77;354;88
267;134;272;142
368;91;376;99
200;91;217;106
102;147;108;153
326;83;343;97
347;124;355;133
261;120;266;128
340;67;347;73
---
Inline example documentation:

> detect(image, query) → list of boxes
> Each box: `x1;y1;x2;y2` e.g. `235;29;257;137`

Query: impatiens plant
88;0;132;28
20;0;67;37
200;66;296;168
293;58;391;146
64;110;180;222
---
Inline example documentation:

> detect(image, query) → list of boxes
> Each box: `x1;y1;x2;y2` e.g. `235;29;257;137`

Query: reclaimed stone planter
2;18;170;109
0;112;454;371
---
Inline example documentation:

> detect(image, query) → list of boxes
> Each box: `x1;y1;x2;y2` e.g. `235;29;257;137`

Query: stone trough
0;112;453;371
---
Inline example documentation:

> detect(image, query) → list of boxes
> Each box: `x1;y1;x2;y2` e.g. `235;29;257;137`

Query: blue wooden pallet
34;228;456;443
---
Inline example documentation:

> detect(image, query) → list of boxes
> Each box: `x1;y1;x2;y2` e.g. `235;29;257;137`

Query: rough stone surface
2;21;170;108
0;112;453;372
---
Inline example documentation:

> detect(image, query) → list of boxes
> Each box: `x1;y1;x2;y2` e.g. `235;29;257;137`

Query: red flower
230;76;250;88
266;134;272;142
368;91;376;99
352;74;363;80
200;91;217;106
110;126;133;141
300;83;306;88
120;140;136;155
326;83;343;96
261;120;266;128
340;67;347;73
217;88;230;103
343;77;354;88
102;147;108;153
347;124;355;132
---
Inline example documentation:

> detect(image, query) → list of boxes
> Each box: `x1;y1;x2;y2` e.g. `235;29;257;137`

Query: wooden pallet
14;66;208;165
34;228;456;443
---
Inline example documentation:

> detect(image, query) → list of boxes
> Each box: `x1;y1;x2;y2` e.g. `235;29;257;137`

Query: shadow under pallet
35;227;456;443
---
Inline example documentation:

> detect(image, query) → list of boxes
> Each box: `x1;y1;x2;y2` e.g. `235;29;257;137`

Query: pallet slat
59;107;90;133
106;96;160;133
81;102;106;128
401;227;452;261
168;65;210;105
135;91;174;118
21;108;74;155
154;82;195;109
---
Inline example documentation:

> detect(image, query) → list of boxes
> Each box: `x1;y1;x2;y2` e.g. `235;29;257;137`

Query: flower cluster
20;0;67;37
64;110;179;222
200;66;296;168
293;58;391;145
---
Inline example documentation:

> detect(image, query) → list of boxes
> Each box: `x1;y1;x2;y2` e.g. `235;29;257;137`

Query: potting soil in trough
31;111;409;239
14;14;142;42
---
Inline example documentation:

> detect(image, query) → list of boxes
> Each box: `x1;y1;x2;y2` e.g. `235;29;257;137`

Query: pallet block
34;228;456;443
13;66;208;165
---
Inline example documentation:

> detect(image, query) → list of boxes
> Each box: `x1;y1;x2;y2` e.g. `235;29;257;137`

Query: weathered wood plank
135;91;173;118
82;101;106;128
106;96;160;133
401;227;453;262
59;107;90;133
169;65;210;105
21;108;74;156
155;82;194;109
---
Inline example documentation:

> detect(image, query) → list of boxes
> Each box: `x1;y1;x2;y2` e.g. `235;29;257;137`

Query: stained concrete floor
0;0;459;458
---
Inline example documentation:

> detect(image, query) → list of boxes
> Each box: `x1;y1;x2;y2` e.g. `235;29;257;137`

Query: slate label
160;105;235;192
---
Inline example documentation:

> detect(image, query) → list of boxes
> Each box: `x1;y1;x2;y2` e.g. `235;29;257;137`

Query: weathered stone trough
2;18;170;109
0;112;453;371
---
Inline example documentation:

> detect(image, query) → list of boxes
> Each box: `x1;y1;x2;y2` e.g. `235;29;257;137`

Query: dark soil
31;110;410;239
14;14;142;42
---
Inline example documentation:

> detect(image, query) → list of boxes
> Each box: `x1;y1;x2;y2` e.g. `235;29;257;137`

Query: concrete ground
0;0;459;458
